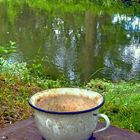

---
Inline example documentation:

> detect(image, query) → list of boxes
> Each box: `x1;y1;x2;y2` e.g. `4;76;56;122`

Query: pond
0;2;140;82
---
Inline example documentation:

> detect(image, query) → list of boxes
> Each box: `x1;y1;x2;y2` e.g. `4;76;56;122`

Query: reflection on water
112;14;140;31
122;39;140;78
0;3;140;82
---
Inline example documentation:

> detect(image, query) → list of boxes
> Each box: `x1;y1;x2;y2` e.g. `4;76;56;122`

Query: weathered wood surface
0;117;140;140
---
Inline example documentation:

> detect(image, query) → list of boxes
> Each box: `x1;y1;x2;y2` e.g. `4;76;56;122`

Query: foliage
0;58;30;82
0;57;79;127
0;0;140;17
87;79;140;132
0;41;16;56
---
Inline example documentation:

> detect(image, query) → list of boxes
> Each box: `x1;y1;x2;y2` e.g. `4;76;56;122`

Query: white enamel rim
28;88;105;115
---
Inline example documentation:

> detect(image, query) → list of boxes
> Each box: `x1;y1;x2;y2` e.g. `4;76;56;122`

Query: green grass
0;58;79;127
87;79;140;132
0;59;140;132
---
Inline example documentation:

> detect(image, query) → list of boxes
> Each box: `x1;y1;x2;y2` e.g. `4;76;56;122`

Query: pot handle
93;113;110;134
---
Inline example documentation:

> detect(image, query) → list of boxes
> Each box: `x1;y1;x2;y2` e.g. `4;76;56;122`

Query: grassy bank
0;58;140;132
87;79;140;132
0;0;140;16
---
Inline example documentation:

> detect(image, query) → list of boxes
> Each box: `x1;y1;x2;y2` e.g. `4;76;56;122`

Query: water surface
0;3;140;82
